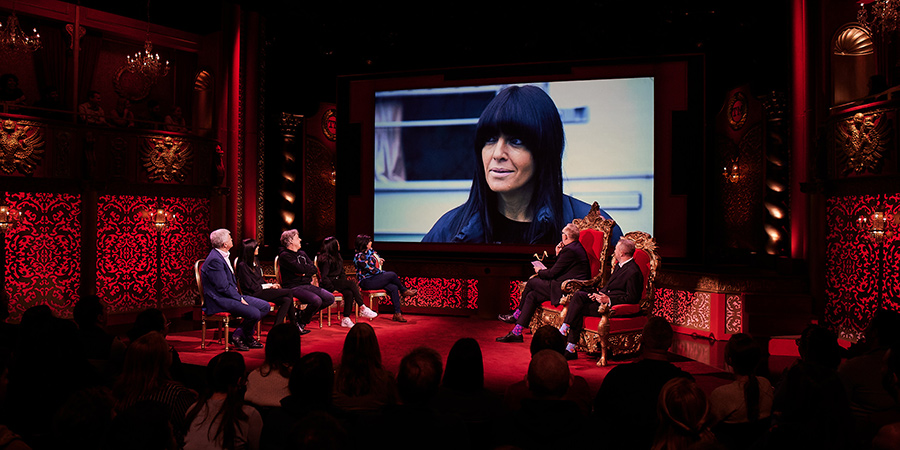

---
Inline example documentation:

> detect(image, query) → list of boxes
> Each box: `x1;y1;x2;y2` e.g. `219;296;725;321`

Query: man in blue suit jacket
200;228;270;351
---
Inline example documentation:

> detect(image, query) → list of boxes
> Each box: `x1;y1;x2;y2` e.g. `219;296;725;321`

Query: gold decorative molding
141;136;193;182
728;91;749;131
833;24;874;56
836;111;888;175
0;119;44;175
322;108;336;141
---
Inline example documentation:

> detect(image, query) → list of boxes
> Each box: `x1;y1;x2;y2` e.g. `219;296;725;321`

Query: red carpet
168;313;734;397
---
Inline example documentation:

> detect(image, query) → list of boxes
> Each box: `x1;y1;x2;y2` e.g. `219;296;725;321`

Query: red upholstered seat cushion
611;303;642;316
580;228;606;278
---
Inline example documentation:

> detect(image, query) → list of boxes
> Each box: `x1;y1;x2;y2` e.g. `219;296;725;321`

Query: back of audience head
397;346;443;407
73;294;105;329
644;315;675;353
725;333;762;421
263;322;301;378
116;331;172;407
798;323;843;370
106;399;177;450
654;377;712;450
530;324;566;356
127;308;168;343
52;386;115;449
867;308;900;348
442;337;484;393
527;349;571;399
336;322;383;396
291;352;334;409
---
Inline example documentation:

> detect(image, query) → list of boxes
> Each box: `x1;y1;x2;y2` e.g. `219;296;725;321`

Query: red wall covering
825;193;900;339
96;195;210;314
4;192;82;321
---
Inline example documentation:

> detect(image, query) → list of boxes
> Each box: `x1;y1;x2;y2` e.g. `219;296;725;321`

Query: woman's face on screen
482;133;535;197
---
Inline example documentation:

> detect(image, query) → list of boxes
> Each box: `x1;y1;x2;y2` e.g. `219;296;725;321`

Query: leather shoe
297;324;311;335
230;335;249;351
565;350;578;361
496;332;523;343
498;312;517;324
392;313;408;322
401;288;418;297
248;339;264;349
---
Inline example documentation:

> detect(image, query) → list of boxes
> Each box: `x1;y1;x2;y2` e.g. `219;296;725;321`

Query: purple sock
512;324;523;336
513;309;521;319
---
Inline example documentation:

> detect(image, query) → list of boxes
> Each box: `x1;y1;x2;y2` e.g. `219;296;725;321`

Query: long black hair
447;85;566;244
185;352;248;450
239;238;259;269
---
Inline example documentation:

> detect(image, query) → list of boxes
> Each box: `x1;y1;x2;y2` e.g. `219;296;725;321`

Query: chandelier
0;12;41;55
0;204;21;234
125;1;169;82
859;0;900;35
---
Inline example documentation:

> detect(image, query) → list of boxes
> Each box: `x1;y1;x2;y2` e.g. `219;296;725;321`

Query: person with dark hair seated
201;228;271;350
497;222;590;343
652;378;718;450
277;229;335;334
244;323;301;409
352;234;416;323
557;237;643;360
316;236;378;328
422;84;622;245
73;295;126;375
433;338;502;446
333;322;398;414
236;238;298;330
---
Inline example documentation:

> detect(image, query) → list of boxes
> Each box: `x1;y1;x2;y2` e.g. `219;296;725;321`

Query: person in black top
236;238;299;332
278;229;335;333
316;236;378;328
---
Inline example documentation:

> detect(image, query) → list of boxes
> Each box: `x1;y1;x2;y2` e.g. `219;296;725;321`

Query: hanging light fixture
125;0;169;82
859;0;900;35
0;11;41;55
0;204;21;234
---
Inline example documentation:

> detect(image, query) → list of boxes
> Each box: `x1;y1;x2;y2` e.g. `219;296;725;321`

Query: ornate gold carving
322;108;336;141
836;111;888;175
141;136;193;182
728;92;748;131
725;294;743;334
833;24;874;56
0;119;44;174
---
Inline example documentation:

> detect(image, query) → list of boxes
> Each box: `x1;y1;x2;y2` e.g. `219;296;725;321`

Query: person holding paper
497;223;590;342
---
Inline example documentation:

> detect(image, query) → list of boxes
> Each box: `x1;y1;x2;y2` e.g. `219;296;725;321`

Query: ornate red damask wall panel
4;192;81;321
96;195;209;314
825;194;900;340
387;277;477;310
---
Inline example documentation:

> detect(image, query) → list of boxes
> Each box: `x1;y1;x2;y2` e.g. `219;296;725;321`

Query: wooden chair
196;259;263;351
273;255;325;328
343;259;386;320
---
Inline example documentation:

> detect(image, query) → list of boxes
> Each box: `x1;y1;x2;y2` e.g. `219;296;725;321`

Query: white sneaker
359;305;378;320
341;317;355;328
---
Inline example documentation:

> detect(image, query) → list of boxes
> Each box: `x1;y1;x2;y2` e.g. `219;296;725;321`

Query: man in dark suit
497;223;590;343
558;237;644;359
200;228;271;351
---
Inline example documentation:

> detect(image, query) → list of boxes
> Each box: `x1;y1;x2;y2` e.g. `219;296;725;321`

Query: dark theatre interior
1;0;900;448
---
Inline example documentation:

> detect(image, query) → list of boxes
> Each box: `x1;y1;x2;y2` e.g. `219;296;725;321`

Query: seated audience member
317;236;378;328
200;228;271;350
766;323;852;450
277;229;335;334
78;90;107;126
374;347;469;450
105;400;177;450
184;352;262;450
840;309;900;446
262;352;345;450
73;295;126;383
497;223;590;343
709;333;773;450
110;97;135;128
31;86;66;120
0;74;25;108
652;378;718;450
125;308;186;384
113;331;197;448
593;316;693;450
434;338;502;447
505;349;590;450
352;234;417;323
873;344;900;450
502;325;592;415
557;237;643;360
244;323;301;409
5;305;95;448
236;238;297;329
51;386;115;450
333;322;398;414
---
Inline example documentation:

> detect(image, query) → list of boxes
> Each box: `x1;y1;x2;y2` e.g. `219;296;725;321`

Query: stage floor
167;313;756;397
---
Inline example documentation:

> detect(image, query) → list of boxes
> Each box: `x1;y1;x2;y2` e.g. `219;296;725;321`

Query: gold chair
196;259;262;351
